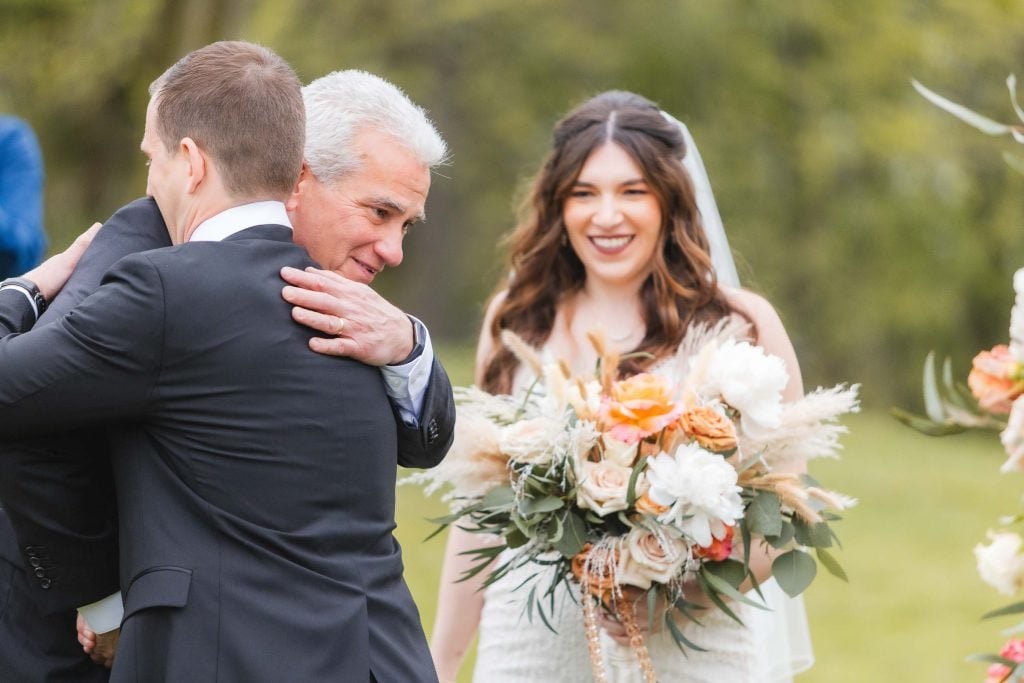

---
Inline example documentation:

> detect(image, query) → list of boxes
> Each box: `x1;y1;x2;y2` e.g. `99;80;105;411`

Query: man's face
140;99;186;238
289;128;431;284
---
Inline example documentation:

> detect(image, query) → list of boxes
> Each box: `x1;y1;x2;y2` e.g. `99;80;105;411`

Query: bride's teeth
592;236;631;249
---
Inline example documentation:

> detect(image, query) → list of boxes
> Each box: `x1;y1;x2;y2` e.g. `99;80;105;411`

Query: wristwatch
389;316;425;366
0;277;48;317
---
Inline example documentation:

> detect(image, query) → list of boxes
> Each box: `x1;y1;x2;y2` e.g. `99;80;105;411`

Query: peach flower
600;373;684;444
986;637;1024;683
969;345;1024;414
634;492;669;516
694;524;734;562
678;407;738;452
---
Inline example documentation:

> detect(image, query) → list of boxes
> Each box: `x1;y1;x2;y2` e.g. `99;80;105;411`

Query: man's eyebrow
371;196;425;223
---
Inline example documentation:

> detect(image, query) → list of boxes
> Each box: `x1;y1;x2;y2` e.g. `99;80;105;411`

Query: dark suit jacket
0;198;168;683
0;221;445;681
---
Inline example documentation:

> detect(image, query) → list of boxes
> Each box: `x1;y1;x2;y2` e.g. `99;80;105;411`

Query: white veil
662;111;815;681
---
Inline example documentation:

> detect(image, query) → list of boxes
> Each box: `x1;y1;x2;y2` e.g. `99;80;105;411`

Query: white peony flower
975;531;1024;596
499;416;565;465
1011;269;1024;362
645;443;744;547
698;339;788;438
1001;396;1024;473
616;527;688;590
576;459;632;516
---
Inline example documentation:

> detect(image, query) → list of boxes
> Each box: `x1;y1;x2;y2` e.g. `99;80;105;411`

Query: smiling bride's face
562;142;663;291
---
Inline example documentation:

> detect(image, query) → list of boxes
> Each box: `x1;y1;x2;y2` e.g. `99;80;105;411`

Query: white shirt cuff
78;591;124;634
379;318;432;426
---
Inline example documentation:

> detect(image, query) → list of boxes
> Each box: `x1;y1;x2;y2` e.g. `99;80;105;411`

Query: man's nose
374;228;404;268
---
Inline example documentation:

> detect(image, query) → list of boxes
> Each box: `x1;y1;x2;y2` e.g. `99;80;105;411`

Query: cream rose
976;531;1024;596
616;527;688;590
602;434;640;467
576;459;632;516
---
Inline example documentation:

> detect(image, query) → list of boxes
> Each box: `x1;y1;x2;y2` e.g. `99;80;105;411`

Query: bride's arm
431;526;499;681
725;286;806;590
429;291;507;681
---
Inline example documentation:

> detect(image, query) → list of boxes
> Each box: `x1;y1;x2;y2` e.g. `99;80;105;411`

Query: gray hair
302;70;447;184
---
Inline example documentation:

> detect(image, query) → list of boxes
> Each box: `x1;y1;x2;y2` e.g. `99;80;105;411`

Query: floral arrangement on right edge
898;75;1024;683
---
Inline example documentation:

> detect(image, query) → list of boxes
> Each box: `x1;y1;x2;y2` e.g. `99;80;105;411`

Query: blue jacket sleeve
0;116;46;277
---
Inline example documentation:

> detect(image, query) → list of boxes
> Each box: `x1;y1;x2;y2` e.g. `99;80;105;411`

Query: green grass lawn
395;348;1024;681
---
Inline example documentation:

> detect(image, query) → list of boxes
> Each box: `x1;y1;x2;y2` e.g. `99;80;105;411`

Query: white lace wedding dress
470;355;814;682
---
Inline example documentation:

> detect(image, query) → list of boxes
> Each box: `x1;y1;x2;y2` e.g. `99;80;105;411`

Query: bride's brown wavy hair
481;91;737;394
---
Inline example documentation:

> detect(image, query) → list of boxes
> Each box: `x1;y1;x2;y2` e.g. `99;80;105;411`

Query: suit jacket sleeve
0;252;162;438
0;199;170;612
394;357;455;470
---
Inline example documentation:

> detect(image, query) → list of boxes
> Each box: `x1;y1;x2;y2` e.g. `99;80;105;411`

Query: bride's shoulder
719;286;783;332
719;285;803;399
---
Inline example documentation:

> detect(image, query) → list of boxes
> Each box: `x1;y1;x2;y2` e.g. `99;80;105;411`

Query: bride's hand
597;582;715;646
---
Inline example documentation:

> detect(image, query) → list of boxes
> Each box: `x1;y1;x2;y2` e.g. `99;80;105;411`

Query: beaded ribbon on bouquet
577;543;657;683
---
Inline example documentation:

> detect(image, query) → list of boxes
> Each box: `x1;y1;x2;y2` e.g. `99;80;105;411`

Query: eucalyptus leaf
665;611;708;654
699;568;768;611
505;527;529;549
982;601;1024;620
967;654;1018;665
764;521;796;549
772;549;817;597
746;490;783;536
793;518;832;548
520;495;565;516
889;407;968;436
696;572;744;624
815;547;848;582
702;559;746;589
552;511;588;559
626;455;648;506
481;486;516;509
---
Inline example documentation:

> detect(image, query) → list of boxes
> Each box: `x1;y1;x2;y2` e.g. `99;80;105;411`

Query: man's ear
286;161;312;212
181;137;206;194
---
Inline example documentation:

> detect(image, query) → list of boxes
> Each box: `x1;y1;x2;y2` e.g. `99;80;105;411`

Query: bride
430;91;814;682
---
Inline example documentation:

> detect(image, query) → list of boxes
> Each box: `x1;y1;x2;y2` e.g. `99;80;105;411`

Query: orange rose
571;543;620;600
600;373;684;444
634;492;669;516
678;407;737;452
694;525;734;562
969;345;1024;414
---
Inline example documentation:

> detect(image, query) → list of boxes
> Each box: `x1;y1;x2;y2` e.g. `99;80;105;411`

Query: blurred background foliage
2;0;1024;408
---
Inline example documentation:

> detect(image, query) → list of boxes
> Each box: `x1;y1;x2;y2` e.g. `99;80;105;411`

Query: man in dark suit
0;41;446;682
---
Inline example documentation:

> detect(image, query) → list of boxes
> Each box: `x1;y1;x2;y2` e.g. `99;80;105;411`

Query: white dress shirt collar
188;201;292;243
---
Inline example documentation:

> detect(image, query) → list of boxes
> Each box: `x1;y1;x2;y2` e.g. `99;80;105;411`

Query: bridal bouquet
897;269;1024;682
409;319;858;682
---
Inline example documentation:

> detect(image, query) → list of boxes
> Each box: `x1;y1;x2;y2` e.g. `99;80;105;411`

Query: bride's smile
563;141;662;289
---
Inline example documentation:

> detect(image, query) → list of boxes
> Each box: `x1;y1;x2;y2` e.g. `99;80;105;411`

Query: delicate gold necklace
606;327;640;342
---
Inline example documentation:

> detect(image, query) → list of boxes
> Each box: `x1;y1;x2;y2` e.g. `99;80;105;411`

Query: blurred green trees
2;0;1023;407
